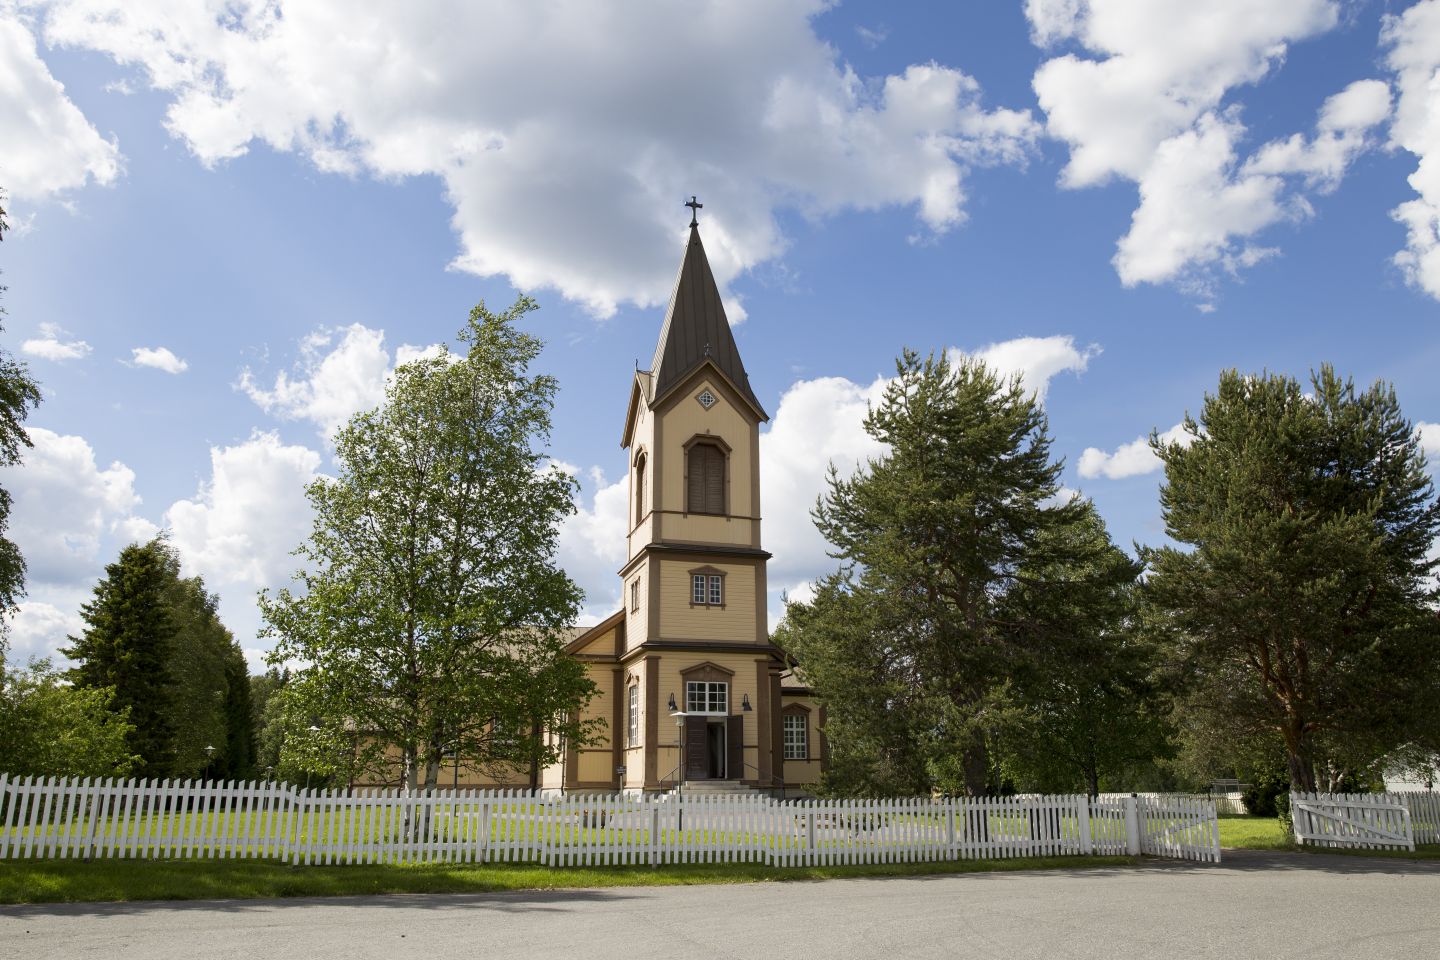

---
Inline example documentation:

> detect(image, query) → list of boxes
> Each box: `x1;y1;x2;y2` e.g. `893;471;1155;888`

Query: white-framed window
685;680;728;715
696;389;717;409
783;713;808;760
627;683;639;747
691;573;723;606
630;578;640;612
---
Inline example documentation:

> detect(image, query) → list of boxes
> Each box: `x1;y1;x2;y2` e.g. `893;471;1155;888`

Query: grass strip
1218;815;1440;860
0;855;1136;905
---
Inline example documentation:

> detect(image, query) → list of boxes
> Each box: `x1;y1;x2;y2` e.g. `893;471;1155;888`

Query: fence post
1124;794;1141;856
1077;795;1093;856
649;803;659;868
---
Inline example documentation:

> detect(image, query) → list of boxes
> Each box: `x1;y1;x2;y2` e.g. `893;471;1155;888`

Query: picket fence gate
1290;792;1415;851
0;775;1219;866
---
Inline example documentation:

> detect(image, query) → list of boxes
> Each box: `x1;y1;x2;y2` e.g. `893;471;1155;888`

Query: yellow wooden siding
658;560;757;641
625;568;649;649
657;378;755;521
663;513;752;548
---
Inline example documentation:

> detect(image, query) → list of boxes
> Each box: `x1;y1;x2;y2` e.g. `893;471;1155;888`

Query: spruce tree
64;540;177;775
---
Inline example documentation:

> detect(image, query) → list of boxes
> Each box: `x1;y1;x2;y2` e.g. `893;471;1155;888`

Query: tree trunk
528;719;541;792
1085;767;1100;801
1282;722;1317;792
961;741;989;797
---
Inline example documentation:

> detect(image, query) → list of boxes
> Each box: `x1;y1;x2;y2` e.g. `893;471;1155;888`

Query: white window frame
685;680;728;716
783;713;808;760
691;573;724;607
627;683;639;747
630;578;640;612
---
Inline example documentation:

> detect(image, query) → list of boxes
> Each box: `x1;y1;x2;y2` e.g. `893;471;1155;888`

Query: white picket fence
1290;792;1416;851
0;775;1219;866
1394;790;1439;844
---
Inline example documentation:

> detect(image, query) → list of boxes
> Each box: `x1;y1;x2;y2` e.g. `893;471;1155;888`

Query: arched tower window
634;452;647;523
686;440;727;515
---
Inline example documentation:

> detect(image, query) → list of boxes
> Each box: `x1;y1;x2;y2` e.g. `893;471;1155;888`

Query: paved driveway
2;851;1437;960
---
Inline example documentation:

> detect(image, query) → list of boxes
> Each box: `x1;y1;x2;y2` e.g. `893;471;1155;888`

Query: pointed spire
648;221;767;419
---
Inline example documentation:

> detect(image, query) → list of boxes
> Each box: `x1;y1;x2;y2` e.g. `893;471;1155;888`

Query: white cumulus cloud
0;15;120;202
27;0;1038;317
1382;0;1440;302
1417;421;1440;462
164;431;322;589
954;335;1100;404
129;345;188;373
1078;421;1192;480
1027;0;1388;301
556;466;630;624
5;598;85;663
239;325;439;443
0;426;146;586
20;322;91;362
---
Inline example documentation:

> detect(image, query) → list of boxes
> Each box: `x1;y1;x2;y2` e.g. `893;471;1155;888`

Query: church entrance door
684;716;708;779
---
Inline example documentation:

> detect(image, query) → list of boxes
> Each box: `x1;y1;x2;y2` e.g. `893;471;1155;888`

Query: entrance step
669;781;768;798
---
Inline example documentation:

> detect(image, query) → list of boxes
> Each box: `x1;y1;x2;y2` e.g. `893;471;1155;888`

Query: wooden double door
684;715;744;780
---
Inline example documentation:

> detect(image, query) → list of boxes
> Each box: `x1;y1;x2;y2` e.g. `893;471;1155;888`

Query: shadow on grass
0;855;1142;912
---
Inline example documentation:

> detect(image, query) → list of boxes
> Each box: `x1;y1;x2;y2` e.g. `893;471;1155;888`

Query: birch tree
261;297;595;791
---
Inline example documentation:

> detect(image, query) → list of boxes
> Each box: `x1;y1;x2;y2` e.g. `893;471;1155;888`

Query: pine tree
777;350;1103;796
63;540;177;775
1145;366;1440;791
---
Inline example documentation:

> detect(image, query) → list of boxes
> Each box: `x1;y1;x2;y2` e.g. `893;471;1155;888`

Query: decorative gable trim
680;661;736;684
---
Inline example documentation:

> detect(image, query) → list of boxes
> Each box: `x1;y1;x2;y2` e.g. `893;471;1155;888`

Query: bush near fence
0;775;1221;867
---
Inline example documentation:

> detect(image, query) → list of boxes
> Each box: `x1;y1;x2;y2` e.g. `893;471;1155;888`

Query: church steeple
648;218;767;420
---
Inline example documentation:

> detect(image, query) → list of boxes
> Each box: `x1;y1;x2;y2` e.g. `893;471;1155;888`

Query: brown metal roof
648;225;767;419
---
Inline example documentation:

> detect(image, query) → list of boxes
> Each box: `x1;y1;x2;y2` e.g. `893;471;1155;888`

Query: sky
1;0;1438;673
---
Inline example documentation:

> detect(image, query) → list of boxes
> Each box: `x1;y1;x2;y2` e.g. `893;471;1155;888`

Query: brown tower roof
648;224;767;419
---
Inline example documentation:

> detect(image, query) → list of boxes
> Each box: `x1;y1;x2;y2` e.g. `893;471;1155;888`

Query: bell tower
617;203;780;790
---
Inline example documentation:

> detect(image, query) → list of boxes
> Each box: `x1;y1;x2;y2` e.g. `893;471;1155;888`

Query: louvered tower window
686;442;726;515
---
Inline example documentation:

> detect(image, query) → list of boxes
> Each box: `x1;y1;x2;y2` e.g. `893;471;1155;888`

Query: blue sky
1;0;1437;670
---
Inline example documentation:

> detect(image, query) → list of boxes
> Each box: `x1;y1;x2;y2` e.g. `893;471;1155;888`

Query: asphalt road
3;851;1437;960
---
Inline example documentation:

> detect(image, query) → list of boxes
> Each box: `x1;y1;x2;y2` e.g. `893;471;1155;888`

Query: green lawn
1219;816;1440;860
0;854;1135;905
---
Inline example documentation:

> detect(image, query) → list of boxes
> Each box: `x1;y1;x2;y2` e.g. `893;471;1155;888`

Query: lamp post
668;692;688;831
203;744;216;782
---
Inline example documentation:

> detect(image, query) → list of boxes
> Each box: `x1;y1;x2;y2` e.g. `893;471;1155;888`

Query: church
539;207;824;796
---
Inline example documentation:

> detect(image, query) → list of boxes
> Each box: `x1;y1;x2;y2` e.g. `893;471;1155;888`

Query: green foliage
0;659;138;777
260;297;596;790
993;503;1171;798
777;350;1126;797
61;538;255;780
0;186;43;621
1144;366;1440;792
63;540;177;775
249;668;288;778
160;556;254;779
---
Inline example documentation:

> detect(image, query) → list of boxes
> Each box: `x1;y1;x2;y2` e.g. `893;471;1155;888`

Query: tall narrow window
686;442;726;514
634;453;647;522
627;683;639;747
630;578;640;612
783;713;809;760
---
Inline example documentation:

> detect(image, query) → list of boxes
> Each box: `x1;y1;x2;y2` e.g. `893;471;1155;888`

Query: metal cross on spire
685;195;703;228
